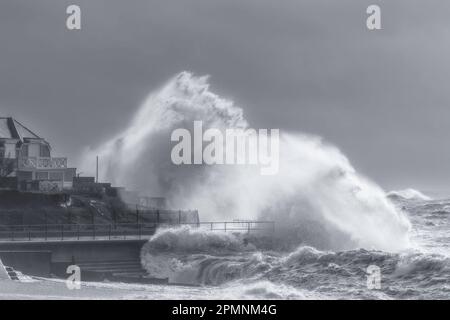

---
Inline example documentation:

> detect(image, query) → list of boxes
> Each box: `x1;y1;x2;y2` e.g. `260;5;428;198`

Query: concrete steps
3;266;19;281
78;260;144;272
75;259;168;284
76;260;149;281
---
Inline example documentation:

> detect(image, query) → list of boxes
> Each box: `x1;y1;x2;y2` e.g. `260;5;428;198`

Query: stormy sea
82;72;449;300
3;192;447;300
136;191;449;300
3;72;446;300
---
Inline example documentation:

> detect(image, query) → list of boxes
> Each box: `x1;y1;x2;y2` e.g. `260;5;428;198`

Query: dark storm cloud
1;0;450;194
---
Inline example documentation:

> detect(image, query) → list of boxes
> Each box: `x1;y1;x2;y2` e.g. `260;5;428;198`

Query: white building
0;117;76;190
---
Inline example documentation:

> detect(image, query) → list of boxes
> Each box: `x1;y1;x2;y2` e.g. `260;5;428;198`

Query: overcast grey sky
1;0;450;195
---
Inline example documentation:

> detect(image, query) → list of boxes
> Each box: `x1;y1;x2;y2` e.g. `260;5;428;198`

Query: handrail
0;221;275;229
0;221;275;242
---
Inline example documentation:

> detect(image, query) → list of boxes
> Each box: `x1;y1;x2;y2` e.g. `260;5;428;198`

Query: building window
21;144;29;157
35;171;49;180
49;171;64;181
40;145;50;158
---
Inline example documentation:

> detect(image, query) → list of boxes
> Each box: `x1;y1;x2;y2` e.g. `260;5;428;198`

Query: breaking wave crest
140;227;265;285
387;189;432;202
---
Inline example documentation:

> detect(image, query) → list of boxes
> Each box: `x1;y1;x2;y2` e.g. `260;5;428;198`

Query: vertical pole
196;210;200;228
136;205;139;225
96;156;99;183
178;210;181;225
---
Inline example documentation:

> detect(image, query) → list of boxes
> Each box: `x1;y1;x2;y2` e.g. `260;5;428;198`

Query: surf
80;71;411;252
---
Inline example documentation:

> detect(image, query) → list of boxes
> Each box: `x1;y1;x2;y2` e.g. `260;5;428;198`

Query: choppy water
134;196;449;300
3;195;447;300
71;73;447;300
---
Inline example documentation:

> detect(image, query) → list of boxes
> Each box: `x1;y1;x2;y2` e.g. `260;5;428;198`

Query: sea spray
81;71;410;251
387;189;432;201
140;226;449;294
140;226;266;285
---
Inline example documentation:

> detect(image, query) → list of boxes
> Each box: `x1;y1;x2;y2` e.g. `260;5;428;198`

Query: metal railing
19;157;67;169
0;221;275;242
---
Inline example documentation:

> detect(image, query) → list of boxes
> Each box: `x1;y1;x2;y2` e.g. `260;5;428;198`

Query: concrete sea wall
0;239;147;278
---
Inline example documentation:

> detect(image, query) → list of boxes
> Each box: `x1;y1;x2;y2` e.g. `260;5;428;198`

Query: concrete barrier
0;258;9;280
0;240;146;278
0;251;51;277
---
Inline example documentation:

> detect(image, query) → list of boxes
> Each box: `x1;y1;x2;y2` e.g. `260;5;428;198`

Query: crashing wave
387;189;432;202
82;71;411;252
140;226;264;285
140;227;449;299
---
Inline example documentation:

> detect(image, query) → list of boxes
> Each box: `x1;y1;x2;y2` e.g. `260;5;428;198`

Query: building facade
0;117;76;190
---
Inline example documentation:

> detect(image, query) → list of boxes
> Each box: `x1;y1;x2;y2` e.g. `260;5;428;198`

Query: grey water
134;196;449;300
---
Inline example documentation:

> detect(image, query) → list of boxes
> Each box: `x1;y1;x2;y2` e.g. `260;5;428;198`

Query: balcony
20;157;67;169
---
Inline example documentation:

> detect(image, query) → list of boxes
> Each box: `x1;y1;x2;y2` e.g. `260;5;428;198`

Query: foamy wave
218;280;327;300
141;227;449;296
387;189;432;201
141;226;251;254
394;251;449;277
140;227;266;284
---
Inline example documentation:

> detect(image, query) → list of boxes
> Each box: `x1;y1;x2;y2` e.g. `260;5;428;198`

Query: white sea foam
81;71;411;251
387;188;432;201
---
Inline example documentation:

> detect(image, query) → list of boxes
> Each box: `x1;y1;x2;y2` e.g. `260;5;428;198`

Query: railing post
138;224;141;240
77;224;80;240
211;222;213;231
248;222;250;234
28;230;31;241
109;224;112;240
178;210;181;224
93;224;96;240
61;224;64;240
136;205;139;224
67;207;71;225
45;224;47;240
224;222;227;232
